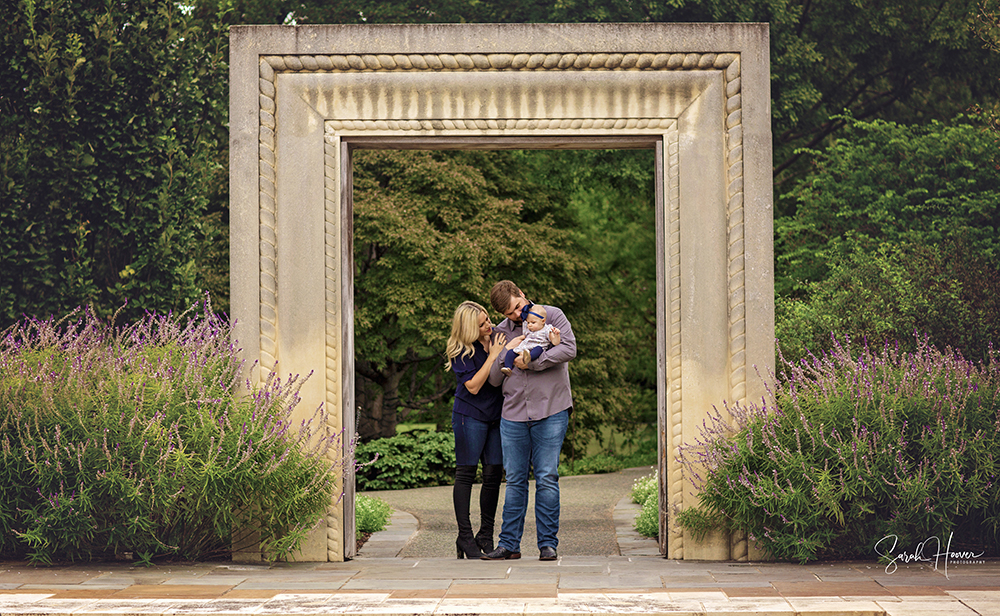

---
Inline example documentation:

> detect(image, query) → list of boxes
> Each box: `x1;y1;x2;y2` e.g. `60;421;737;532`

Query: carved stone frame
230;23;773;562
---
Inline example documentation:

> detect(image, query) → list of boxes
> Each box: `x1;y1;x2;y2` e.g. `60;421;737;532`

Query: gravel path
362;466;654;559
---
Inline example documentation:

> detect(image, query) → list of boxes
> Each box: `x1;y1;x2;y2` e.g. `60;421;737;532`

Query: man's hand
505;335;525;350
549;327;561;346
513;354;528;369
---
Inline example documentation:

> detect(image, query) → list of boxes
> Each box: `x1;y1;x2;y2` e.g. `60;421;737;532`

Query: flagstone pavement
1;469;997;615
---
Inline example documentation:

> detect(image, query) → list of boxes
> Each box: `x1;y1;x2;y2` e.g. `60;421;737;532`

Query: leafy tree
775;116;1000;362
511;149;659;451
351;149;589;440
0;0;229;325
635;0;1000;196
776;117;1000;295
975;0;1000;52
776;238;1000;363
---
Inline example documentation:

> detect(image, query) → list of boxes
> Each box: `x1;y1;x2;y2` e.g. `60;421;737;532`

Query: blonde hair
445;301;488;371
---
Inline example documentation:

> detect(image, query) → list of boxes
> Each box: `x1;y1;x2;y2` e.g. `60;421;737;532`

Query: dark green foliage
678;336;1000;562
777;239;1000;364
775;117;1000;363
669;0;1000;192
354;431;455;491
509;149;658;460
777;117;1000;294
0;0;229;325
0;301;345;563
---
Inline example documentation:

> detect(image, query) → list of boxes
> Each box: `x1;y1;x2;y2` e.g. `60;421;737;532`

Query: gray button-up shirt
488;304;576;422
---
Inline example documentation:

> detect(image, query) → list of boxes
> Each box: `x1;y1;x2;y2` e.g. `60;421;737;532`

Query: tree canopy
215;0;1000;200
5;0;1000;458
776;117;1000;295
351;148;656;455
775;117;1000;362
1;0;229;325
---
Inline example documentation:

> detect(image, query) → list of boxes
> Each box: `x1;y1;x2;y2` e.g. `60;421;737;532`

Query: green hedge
354;430;454;491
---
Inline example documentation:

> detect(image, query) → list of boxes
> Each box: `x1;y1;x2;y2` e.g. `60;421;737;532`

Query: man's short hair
489;280;522;315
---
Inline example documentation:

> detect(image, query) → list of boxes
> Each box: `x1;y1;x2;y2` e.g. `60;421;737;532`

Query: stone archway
229;22;774;562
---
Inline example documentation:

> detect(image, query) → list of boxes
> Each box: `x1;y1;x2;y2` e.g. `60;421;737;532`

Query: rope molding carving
257;50;746;561
665;126;683;560
261;52;738;72
323;138;343;562
258;70;278;381
723;58;748;562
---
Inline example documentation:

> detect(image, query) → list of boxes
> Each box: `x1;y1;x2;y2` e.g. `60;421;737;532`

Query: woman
444;300;506;559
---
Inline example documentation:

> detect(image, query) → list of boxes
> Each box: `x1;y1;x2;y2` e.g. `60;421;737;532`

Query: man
481;280;576;561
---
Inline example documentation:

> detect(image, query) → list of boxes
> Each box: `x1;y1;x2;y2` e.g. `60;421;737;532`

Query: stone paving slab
2;556;999;616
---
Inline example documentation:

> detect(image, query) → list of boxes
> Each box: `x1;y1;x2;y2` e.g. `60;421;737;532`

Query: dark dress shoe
482;547;521;560
539;546;558;561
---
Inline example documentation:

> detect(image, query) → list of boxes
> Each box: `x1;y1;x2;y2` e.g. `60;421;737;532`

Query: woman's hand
548;327;561;346
505;335;525;350
487;332;507;358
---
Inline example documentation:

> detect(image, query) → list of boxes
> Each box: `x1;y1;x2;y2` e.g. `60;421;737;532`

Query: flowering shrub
631;470;658;538
0;300;350;564
677;335;1000;562
630;469;657;507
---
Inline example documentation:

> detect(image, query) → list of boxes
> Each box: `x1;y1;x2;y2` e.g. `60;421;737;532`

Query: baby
500;304;561;376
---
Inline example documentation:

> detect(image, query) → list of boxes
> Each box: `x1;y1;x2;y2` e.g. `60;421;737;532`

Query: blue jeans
452;413;503;466
503;345;543;370
497;409;569;552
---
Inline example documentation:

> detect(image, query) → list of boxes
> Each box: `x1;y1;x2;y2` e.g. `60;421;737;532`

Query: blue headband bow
521;302;544;321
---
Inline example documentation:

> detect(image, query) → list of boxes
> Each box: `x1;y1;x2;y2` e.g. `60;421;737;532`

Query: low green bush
355;495;393;538
631;470;659;538
635;494;659;538
354;430;453;491
630;470;657;506
678;335;1000;562
560;439;657;477
560;453;626;476
0;301;350;564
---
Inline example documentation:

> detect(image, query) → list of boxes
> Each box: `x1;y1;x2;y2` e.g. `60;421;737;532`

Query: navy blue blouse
451;340;503;422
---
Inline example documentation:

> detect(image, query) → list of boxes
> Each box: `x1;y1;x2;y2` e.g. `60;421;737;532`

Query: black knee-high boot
453;465;483;559
476;464;503;554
